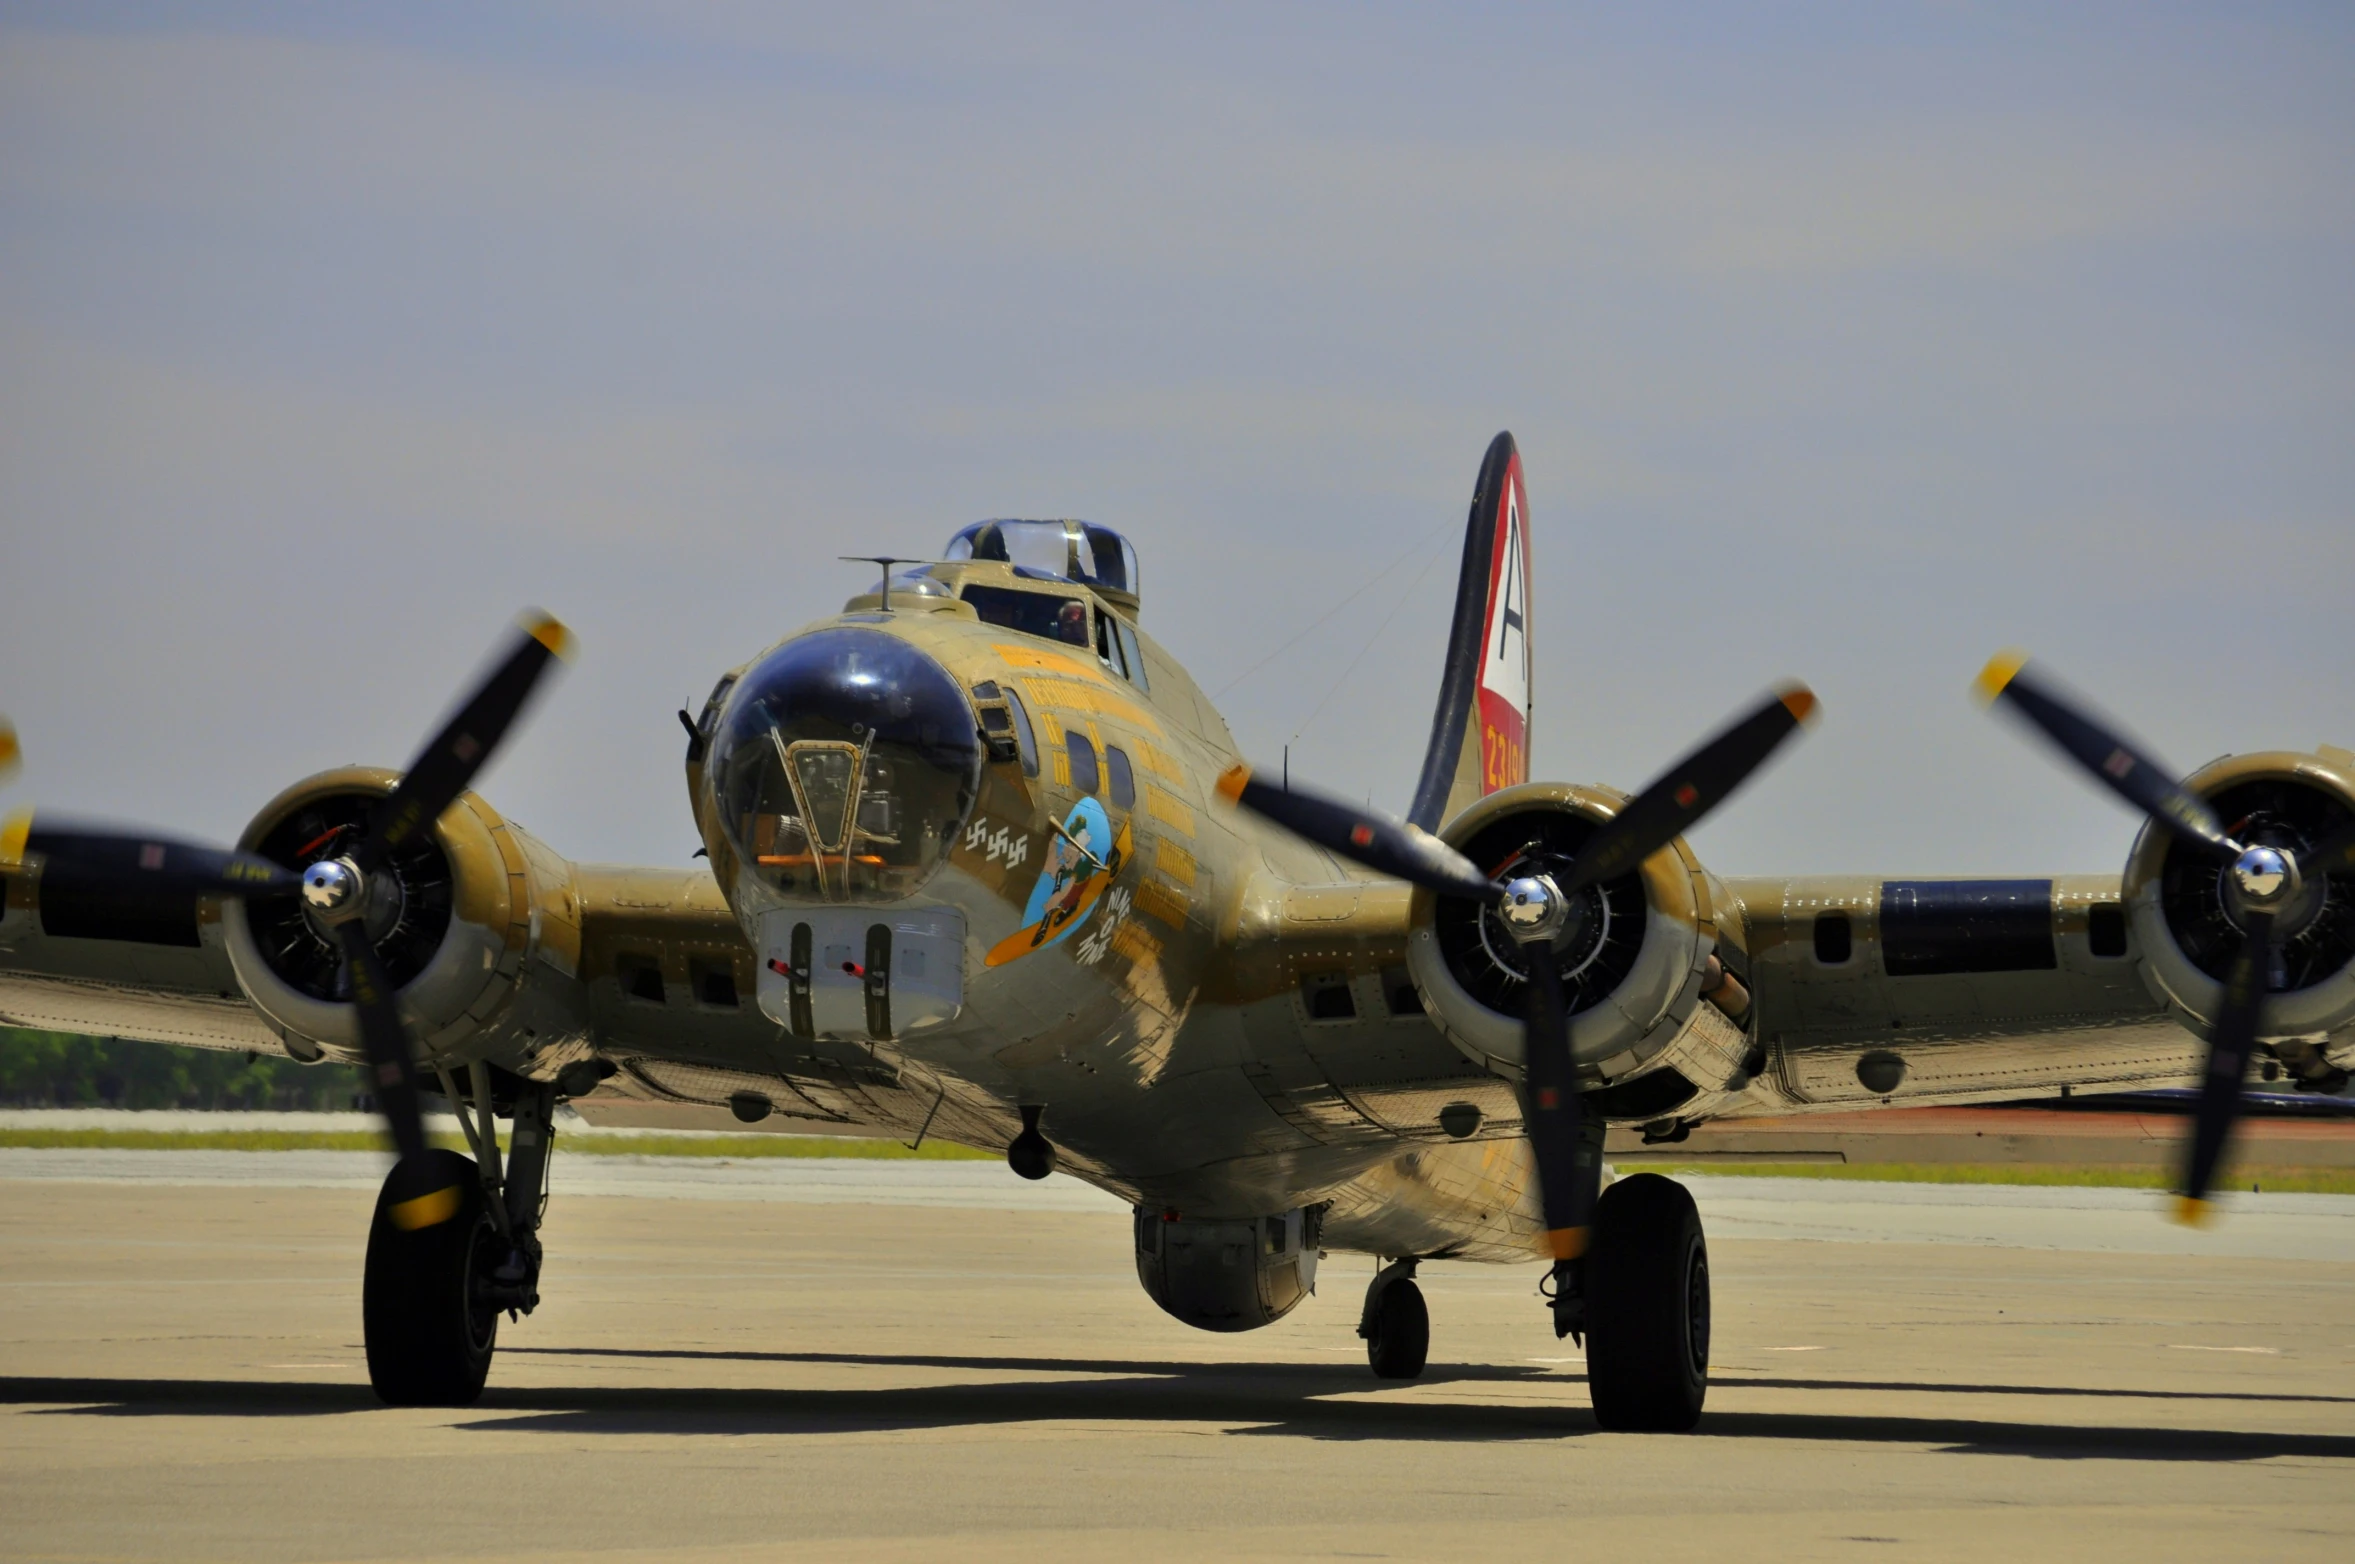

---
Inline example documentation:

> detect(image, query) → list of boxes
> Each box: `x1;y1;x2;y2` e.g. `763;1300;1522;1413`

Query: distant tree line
0;1027;362;1111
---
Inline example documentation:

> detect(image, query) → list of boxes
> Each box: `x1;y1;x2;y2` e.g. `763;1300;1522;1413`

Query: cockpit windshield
707;628;983;905
945;520;1140;600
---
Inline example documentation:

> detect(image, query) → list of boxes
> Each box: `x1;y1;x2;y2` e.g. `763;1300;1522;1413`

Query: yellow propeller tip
1777;685;1821;727
1972;649;2030;706
1214;762;1251;803
1545;1225;1589;1261
0;720;18;782
389;1184;463;1230
521;611;575;662
0;808;30;869
2169;1194;2215;1228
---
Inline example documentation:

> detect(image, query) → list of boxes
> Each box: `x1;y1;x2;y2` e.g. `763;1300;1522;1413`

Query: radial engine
1403;782;1759;1123
218;767;583;1068
2123;749;2355;1086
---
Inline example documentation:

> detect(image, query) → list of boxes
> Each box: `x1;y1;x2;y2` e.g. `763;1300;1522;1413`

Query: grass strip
1625;1159;2355;1195
0;1128;994;1160
4;1132;2345;1190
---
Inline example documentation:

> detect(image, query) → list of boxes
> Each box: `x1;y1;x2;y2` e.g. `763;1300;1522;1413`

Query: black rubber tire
1584;1172;1709;1432
1366;1277;1430;1380
363;1148;500;1407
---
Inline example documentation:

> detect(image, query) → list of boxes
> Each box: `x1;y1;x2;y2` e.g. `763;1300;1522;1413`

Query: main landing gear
1549;1172;1711;1432
363;1068;557;1406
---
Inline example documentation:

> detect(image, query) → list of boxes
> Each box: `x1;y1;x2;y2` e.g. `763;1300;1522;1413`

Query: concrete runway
3;1159;2352;1562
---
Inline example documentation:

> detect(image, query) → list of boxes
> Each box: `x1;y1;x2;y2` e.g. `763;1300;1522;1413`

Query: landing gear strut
363;1066;557;1406
1535;1119;1709;1430
1359;1257;1428;1380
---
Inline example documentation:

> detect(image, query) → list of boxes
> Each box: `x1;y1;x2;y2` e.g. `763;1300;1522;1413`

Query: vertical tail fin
1406;432;1532;832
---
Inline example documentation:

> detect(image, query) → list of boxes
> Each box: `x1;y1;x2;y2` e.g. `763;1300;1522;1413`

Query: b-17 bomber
3;432;2350;1431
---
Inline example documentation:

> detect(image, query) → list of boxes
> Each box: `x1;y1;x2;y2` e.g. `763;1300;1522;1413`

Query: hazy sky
3;3;2350;880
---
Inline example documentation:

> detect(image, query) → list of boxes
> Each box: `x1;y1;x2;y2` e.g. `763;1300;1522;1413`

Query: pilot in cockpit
1055;600;1090;647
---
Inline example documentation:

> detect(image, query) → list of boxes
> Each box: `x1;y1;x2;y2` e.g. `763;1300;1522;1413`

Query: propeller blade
1215;763;1495;900
0;810;299;898
2175;910;2274;1223
1556;684;1819;897
332;920;462;1230
0;717;18;784
1518;934;1590;1259
1974;651;2231;854
367;612;573;859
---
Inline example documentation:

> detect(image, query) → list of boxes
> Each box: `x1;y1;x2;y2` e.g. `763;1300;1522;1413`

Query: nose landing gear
362;1068;560;1407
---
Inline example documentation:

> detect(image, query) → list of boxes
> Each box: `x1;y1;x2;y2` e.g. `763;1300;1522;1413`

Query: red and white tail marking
1475;453;1532;793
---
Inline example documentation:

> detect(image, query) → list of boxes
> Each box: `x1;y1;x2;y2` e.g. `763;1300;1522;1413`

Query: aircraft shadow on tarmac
5;1355;2353;1464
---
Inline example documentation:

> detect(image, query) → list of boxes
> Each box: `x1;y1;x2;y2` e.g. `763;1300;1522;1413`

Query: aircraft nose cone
705;627;983;903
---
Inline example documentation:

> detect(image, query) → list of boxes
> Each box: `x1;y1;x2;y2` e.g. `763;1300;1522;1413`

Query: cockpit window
1094;610;1126;676
1003;687;1040;777
1112;619;1150;692
946;519;1140;599
961;584;1090;646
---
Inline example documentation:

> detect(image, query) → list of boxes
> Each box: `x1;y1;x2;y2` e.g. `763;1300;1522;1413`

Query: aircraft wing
0;853;937;1138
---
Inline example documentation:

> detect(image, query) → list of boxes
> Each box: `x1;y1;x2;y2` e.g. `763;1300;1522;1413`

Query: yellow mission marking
1112;921;1163;965
1135;878;1189;930
1145;786;1195;836
991;643;1098;677
1135;738;1186;781
1153;839;1196;887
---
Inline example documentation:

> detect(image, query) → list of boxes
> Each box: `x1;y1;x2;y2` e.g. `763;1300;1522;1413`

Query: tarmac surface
3;1156;2352;1562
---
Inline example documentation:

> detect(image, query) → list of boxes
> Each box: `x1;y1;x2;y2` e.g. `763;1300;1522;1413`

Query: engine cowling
1403;783;1753;1120
218;766;580;1067
2124;748;2355;1078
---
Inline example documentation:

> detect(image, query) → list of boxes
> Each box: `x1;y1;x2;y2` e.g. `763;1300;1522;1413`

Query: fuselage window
617;954;667;1004
1113;619;1150;692
1105;745;1135;809
1004;687;1040;777
1067;731;1101;795
1813;910;1853;965
960;584;1090;647
2087;903;2128;958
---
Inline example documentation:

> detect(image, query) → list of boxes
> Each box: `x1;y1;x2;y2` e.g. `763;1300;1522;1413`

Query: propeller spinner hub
2228;844;2298;908
300;857;364;922
1497;874;1570;946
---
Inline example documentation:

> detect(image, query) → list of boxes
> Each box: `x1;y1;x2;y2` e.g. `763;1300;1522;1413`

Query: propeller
1973;650;2355;1222
1219;684;1818;1260
1;612;572;1229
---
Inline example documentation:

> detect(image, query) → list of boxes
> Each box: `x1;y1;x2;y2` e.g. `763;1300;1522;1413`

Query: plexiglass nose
706;628;984;903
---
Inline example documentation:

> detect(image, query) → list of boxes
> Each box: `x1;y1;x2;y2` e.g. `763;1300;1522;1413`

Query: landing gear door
756;907;966;1041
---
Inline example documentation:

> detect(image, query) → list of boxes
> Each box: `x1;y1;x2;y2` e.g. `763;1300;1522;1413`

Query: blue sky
3;3;2350;876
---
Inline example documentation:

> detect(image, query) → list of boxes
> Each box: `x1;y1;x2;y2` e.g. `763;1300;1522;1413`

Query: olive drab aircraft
4;431;2352;1430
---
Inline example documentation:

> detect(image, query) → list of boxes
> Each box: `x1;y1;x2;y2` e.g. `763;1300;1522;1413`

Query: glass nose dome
708;628;983;903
